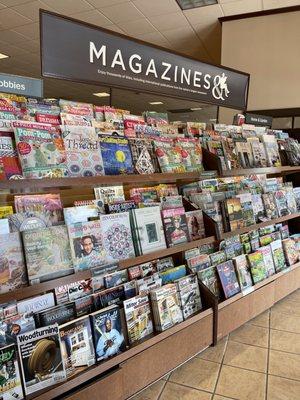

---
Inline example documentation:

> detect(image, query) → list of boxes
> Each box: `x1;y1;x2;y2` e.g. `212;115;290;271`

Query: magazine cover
0;344;24;399
274;190;289;217
235;141;254;168
236;193;255;226
197;266;221;299
59;316;95;378
233;255;253;291
99;136;134;175
35;303;76;328
128;137;159;174
262;135;281;167
186;210;205;241
8;211;54;232
74;295;94;317
252;194;266;222
150;284;183;331
285;187;298;214
262;193;278;220
0;232;27;294
104;269;128;289
17;325;66;395
17;293;55;317
14;193;63;225
13;121;68;178
105;200;136;214
62;125;104;177
63;202;103;225
23;226;73;284
68;220;106;272
174;138;203;172
210;250;226;266
132;206;166;255
162;207;190;247
258;245;276;277
187;254;211;273
90;305;125;362
251;140;268;168
156;257;174;272
247;251;268;283
0;314;35;346
225;198;244;231
123;295;153;344
216;260;241;299
0;130;22;179
270;240;287;272
0;205;13;219
175;275;202;319
282;238;298;266
100;213;135;262
153;137;184;173
136;273;162;296
93;285;125;309
94;185;125;205
128;261;157;280
91;263;119;292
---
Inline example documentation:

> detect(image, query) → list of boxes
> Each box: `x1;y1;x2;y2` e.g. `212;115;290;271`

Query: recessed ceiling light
176;0;217;11
190;107;202;111
149;101;163;105
0;52;9;60
93;92;110;97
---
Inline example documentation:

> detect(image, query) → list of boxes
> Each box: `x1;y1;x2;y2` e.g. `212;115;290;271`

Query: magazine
68;220;106;272
60;316;95;378
162;207;190;247
216;260;241;298
259;245;276;277
22;226;73;284
0;130;22;179
175;274;202;319
123;295;153;344
63;202;103;225
282;238;299;266
17;325;66;395
247;251;268;283
270;239;286;272
185;210;205;241
90;305;125;362
100;213;135;262
233;254;253;291
0;344;24;399
0;232;27;294
197;266;221;299
99;136;134;175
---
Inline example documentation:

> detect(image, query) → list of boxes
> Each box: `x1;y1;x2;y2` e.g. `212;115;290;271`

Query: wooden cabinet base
274;265;300;303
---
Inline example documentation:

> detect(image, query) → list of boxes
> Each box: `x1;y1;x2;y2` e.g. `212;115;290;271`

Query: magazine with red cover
162;207;190;247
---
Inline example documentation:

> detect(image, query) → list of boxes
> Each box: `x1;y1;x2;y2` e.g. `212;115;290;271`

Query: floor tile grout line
166;380;214;396
212;336;229;396
156;379;168;400
228;338;269;350
269;326;300;335
265;308;271;400
222;362;267;375
267;372;300;383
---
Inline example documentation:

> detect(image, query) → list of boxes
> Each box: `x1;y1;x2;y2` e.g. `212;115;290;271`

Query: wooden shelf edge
0;236;216;303
219;165;300;177
0;171;216;191
32;307;213;400
218;262;300;310
220;212;300;240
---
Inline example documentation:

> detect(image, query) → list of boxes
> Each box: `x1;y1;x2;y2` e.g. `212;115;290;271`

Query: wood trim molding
219;5;300;24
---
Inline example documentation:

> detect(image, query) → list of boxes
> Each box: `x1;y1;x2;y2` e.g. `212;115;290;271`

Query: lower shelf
33;308;213;400
217;263;300;340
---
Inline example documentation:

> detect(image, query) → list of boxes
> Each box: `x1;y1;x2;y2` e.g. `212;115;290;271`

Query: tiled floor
131;289;300;400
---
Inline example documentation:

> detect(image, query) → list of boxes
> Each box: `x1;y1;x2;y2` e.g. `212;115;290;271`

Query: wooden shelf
0;236;215;304
219;212;300;240
220;165;300;177
31;307;213;400
0;171;217;191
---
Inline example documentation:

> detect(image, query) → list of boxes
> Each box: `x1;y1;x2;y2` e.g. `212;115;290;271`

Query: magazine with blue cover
99;136;134;175
216;260;241;299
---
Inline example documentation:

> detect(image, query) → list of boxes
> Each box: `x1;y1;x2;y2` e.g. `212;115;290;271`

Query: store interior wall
219;9;300;124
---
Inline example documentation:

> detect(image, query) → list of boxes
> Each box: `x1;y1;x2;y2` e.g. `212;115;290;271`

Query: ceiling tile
42;0;93;15
221;0;263;16
0;41;29;56
12;1;55;22
13;21;39;39
101;2;144;24
148;11;189;31
196;22;221;63
117;18;157;36
0;3;6;9
1;0;31;5
0;29;28;44
161;25;199;48
106;24;126;34
263;0;300;9
176;41;212;62
132;0;180;17
219;0;240;3
184;3;223;25
138;31;171;48
0;8;32;29
88;0;130;7
70;9;113;26
19;39;39;52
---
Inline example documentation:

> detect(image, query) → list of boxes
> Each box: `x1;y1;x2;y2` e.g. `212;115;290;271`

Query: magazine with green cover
197;266;221;299
247;251;268;284
270;239;286;272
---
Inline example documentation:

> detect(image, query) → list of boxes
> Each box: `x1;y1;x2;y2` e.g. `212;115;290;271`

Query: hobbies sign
40;10;249;109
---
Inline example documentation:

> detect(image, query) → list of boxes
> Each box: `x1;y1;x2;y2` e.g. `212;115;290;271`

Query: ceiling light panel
176;0;218;11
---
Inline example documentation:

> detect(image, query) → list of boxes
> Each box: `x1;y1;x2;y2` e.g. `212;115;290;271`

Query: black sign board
245;113;273;126
40;11;249;110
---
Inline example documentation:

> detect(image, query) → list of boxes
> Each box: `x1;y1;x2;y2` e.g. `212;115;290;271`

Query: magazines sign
0;73;43;97
40;11;249;109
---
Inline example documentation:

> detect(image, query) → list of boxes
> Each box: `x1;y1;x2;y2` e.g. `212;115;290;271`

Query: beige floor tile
198;338;227;363
270;330;300;354
229;324;269;348
269;350;300;381
271;298;300;316
215;365;266;400
267;375;300;400
169;357;220;392
160;382;212;400
213;396;235;400
131;380;165;400
161;373;170;381
271;311;300;334
287;289;300;302
223;341;268;373
247;310;270;328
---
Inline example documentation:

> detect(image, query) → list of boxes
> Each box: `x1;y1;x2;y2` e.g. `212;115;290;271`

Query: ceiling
0;0;299;115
